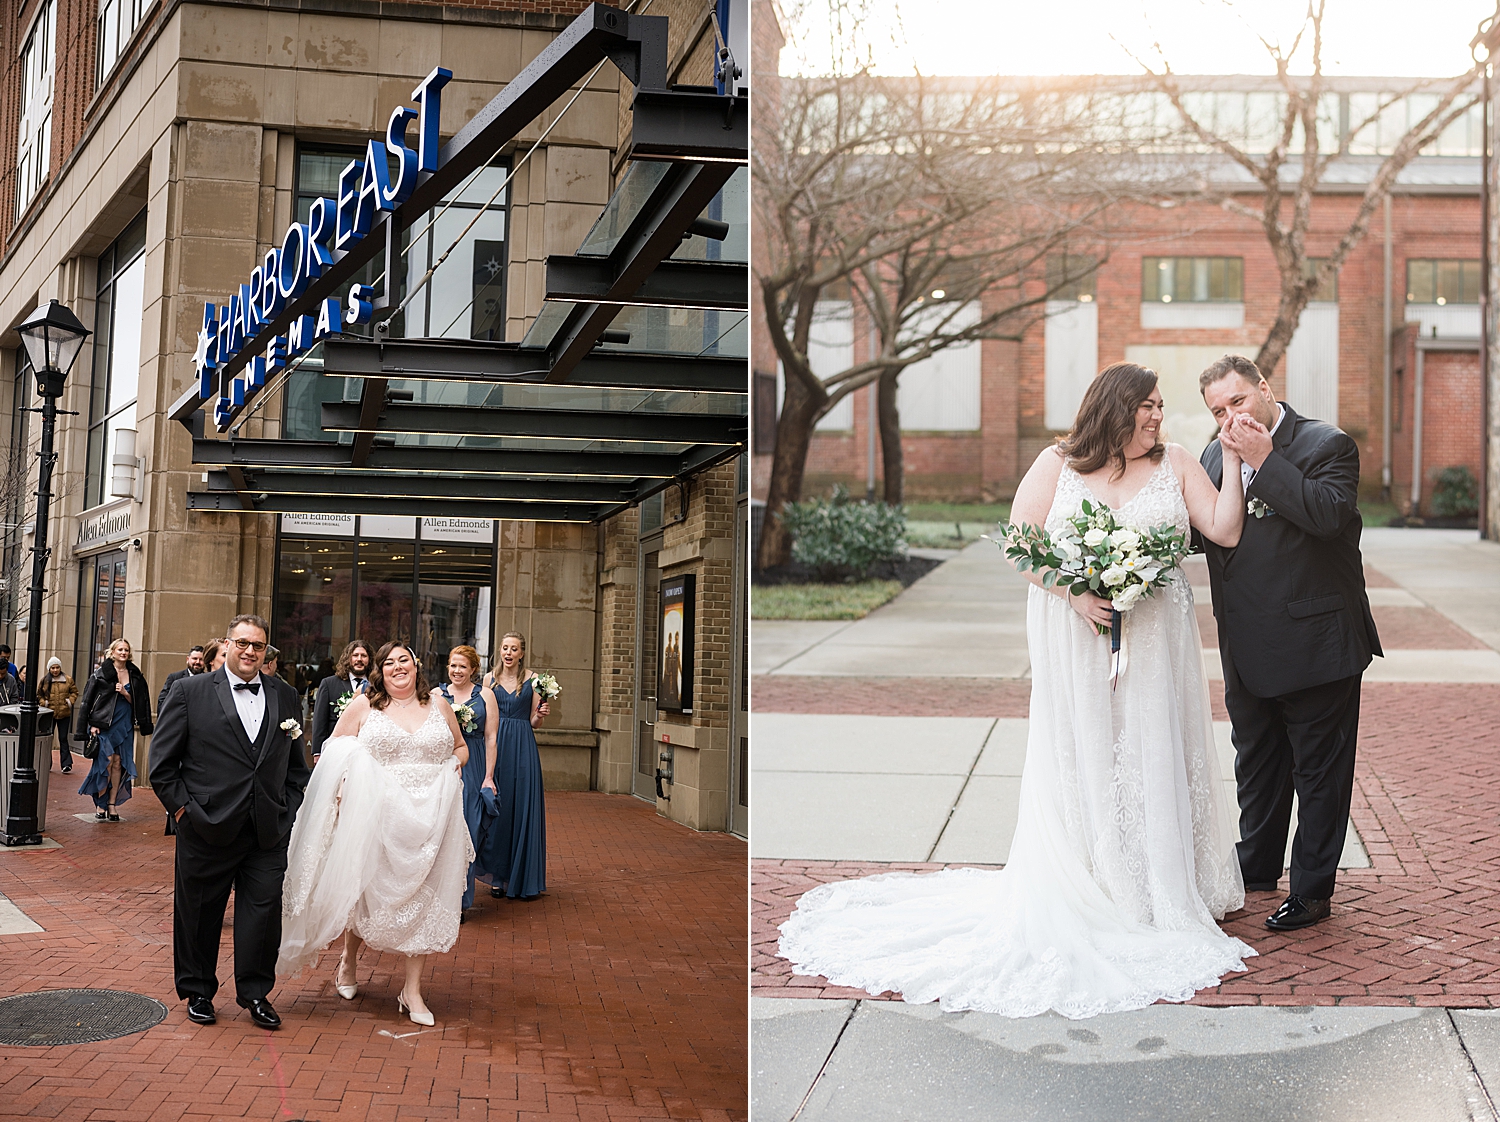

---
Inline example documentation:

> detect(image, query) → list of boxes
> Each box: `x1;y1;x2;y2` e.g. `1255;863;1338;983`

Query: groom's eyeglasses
229;638;268;652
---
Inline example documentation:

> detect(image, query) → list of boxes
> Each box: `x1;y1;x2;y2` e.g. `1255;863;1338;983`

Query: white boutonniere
1247;496;1275;519
333;692;354;716
452;702;477;734
280;718;303;739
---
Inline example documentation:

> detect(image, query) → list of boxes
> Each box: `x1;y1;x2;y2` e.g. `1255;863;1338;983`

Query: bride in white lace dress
779;362;1258;1018
279;641;474;1026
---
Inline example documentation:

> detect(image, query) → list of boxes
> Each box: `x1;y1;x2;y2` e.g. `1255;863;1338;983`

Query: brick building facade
752;73;1485;522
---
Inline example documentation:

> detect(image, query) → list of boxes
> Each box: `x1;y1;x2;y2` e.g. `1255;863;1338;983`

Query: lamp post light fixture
4;299;89;847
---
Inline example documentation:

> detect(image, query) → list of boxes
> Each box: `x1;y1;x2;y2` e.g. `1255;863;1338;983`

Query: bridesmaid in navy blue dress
78;638;153;821
437;644;497;913
481;632;549;899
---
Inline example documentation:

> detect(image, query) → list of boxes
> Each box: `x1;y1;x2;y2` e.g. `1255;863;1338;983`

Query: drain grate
0;989;167;1046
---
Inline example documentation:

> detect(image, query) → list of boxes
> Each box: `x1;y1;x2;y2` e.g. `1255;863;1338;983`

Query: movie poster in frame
658;574;695;714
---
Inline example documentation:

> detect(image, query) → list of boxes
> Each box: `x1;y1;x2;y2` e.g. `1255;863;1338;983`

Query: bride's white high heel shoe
334;955;358;1000
396;993;435;1027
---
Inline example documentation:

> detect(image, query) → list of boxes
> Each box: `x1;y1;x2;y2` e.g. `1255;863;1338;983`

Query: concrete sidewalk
751;528;1500;1120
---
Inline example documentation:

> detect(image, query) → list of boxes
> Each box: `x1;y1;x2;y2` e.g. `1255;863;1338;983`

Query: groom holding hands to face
1197;354;1382;932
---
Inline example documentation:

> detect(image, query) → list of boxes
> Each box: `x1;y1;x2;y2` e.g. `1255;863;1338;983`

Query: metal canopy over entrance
173;2;748;524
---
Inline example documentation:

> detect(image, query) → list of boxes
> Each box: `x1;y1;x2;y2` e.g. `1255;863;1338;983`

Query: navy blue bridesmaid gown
481;676;546;899
79;693;136;809
439;682;490;910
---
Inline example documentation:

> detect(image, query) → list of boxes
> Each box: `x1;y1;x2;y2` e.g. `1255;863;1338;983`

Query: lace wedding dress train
278;705;475;977
778;457;1255;1019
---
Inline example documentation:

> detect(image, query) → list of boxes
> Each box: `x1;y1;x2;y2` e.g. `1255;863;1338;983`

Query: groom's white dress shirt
229;669;266;741
1241;404;1285;490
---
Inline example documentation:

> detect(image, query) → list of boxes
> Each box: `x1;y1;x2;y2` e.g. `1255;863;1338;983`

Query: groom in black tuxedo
1197;354;1382;931
149;614;310;1028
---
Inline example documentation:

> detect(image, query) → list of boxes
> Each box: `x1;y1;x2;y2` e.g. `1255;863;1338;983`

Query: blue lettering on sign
207;65;456;431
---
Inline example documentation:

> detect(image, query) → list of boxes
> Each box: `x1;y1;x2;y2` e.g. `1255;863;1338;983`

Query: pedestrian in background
38;658;78;774
78;638;153;822
0;645;20;706
204;639;226;673
158;645;206;714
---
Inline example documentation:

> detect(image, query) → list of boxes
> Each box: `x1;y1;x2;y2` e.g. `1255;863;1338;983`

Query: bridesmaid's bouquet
533;672;561;704
1002;499;1190;629
452;702;478;734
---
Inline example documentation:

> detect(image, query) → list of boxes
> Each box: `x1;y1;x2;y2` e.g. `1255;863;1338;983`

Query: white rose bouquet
532;672;561;704
999;498;1190;684
452;702;478;734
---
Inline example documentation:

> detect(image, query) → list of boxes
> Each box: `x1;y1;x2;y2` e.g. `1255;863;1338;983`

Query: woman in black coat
77;638;153;822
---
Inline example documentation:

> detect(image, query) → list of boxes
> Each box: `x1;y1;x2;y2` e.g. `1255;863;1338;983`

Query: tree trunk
877;367;904;506
1255;274;1312;382
756;374;824;570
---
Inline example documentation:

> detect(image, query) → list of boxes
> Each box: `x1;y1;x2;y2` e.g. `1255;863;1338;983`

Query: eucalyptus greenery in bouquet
532;672;561;704
452;702;478;734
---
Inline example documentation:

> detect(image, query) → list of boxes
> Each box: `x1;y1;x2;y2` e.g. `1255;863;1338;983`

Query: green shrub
1431;465;1479;518
780;485;907;579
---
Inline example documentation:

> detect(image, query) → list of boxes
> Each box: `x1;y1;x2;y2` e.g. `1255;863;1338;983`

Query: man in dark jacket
309;639;372;758
1198;354;1382;933
148;615;310;1031
0;645;20;706
157;645;206;715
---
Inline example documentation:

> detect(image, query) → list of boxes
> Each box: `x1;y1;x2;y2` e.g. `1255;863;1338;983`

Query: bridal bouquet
1000;499;1190;684
533;672;561;704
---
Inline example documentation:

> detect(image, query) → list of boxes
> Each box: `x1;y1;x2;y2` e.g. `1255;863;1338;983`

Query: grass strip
751;579;904;620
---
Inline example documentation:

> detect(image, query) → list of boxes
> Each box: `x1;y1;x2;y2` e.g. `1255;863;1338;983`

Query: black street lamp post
4;299;89;847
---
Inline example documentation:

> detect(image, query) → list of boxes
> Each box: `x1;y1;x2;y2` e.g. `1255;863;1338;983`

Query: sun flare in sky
781;0;1500;79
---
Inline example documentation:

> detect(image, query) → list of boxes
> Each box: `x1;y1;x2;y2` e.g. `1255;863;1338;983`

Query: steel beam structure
320;401;745;445
320;339;746;393
544;257;747;310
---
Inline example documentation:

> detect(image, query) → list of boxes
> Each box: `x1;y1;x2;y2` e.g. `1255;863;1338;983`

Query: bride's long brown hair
1056;362;1166;479
366;641;432;711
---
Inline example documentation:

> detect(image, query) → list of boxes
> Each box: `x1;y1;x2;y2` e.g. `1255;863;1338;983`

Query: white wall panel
896;302;981;431
1044;299;1099;430
1285;303;1340;425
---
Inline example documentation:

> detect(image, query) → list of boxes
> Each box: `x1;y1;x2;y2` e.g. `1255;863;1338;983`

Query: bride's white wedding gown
778;456;1256;1018
278;704;474;976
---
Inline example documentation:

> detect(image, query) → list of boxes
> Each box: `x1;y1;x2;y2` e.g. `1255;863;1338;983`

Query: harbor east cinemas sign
192;67;453;429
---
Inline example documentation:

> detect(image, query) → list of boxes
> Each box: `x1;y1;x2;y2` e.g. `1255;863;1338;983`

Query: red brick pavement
752;682;1500;1009
0;782;746;1122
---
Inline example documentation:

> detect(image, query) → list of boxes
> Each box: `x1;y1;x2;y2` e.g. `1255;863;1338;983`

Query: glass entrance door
87;549;127;673
416;542;494;674
729;492;748;838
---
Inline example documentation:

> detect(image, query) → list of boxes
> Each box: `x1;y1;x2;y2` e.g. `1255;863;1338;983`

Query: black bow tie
233;681;261;695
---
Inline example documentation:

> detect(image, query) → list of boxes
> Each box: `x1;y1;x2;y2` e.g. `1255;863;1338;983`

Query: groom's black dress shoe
185;997;216;1025
1265;894;1331;931
238;997;281;1029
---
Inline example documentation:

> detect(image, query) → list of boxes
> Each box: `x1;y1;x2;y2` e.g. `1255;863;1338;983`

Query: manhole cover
0;989;167;1046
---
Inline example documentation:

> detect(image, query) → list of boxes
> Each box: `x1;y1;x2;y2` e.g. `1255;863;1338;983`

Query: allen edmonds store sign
73;500;132;555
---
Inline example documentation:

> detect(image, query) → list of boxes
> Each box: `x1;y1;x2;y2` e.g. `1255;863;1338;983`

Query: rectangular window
97;0;144;84
1046;254;1097;302
86;211;148;510
404;165;510;341
1141;257;1243;303
15;0;56;221
1304;257;1338;303
1406;259;1481;305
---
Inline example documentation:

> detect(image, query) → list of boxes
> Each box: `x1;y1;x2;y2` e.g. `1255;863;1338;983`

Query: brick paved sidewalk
753;681;1500;1008
0;783;746;1122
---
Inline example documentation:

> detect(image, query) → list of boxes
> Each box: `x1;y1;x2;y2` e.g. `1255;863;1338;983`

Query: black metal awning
178;2;747;524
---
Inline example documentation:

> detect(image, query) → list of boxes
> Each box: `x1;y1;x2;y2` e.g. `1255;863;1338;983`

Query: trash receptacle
0;705;54;833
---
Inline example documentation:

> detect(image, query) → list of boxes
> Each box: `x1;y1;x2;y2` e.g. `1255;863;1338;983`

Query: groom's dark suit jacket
149;668;311;849
1199;402;1382;699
